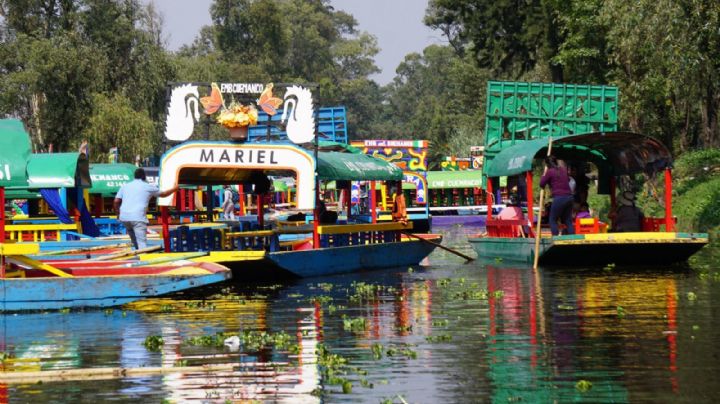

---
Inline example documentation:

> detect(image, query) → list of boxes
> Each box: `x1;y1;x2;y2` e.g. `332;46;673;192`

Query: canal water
3;225;720;403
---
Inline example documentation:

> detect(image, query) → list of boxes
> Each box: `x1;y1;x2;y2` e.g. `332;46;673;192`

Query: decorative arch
157;141;315;209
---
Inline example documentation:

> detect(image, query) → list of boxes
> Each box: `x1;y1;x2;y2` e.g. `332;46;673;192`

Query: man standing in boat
539;156;575;235
114;168;179;250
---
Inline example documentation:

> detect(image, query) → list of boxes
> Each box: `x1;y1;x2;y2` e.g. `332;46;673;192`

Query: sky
144;0;442;85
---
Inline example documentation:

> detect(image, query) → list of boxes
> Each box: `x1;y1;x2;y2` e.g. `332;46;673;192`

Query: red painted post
525;171;534;225
313;207;320;249
370;181;377;224
161;206;170;252
257;194;264;229
346;185;352;220
188;190;195;210
486;178;493;222
665;168;674;232
238;185;245;216
179;188;186;211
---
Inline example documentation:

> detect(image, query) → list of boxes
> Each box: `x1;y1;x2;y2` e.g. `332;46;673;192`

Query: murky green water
3;225;720;403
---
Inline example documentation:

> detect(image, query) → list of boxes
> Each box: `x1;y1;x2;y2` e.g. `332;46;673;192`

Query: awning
484;132;672;178
427;170;484;189
317;151;402;181
26;153;91;188
89;163;137;196
0;119;31;188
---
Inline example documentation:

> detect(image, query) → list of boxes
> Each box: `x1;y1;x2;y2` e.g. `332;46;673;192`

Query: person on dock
540;155;575;235
114;168;179;250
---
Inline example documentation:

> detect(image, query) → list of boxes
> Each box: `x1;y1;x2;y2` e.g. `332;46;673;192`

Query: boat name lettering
219;83;265;94
432;179;482;188
0;164;11;180
91;174;131;182
507;156;527;170
199;148;279;165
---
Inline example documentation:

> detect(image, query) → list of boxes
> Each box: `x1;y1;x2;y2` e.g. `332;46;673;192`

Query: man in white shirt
114;168;179;250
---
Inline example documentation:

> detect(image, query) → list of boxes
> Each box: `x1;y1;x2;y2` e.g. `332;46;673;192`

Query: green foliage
673;177;720;232
143;335;164;351
83;93;157;163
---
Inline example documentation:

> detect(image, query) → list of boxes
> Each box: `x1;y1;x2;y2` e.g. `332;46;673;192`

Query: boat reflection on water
0;257;709;402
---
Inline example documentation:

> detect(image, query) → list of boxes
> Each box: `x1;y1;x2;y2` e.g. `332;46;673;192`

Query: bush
673;177;720;232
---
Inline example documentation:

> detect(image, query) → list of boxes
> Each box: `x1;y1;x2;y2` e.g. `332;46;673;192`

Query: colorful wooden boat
467;131;709;265
0;242;231;311
154;139;440;278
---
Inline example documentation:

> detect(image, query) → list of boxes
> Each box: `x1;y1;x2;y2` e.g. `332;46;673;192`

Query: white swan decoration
281;85;315;144
164;84;200;142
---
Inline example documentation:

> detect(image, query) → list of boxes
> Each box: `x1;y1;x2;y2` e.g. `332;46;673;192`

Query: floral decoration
217;101;259;128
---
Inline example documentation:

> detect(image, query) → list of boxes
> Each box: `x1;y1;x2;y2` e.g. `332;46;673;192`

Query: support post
161;206;170;252
370;181;377;224
486;177;493;222
238;185;245;216
0;187;4;278
257;194;264;229
525;171;534;225
664;168;674;232
346;185;352;221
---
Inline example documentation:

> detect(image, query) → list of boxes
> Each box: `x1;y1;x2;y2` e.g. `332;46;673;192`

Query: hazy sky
145;0;442;85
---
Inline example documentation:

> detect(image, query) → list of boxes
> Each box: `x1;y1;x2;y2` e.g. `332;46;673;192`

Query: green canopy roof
484;132;672;178
317;151;402;181
89;163;137;196
26;152;91;188
427;170;484;189
0;119;31;188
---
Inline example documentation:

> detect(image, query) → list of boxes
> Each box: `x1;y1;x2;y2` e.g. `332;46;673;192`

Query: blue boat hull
0;272;231;312
230;238;438;278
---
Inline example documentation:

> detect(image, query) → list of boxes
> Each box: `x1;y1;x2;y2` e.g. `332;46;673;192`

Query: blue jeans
549;195;574;236
123;221;148;250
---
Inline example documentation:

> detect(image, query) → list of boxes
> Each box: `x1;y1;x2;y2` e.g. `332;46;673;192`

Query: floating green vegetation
617;306;626;318
557;304;575;310
143;335;164;352
103;308;113;315
432;319;449;327
360;378;373;388
326;304;345;315
173;359;187;367
437;278;452;287
315;344;359;395
342;380;353;394
385;345;418;359
692;325;700;331
183;301;217;310
60;308;70;314
348;281;394;302
310;295;333;305
494;257;503;262
687;291;698;301
287;293;304;298
603;263;616;272
395;324;412;332
160;304;175;313
371;343;383;360
575;379;593;392
185;330;294;352
407;267;414;273
342;316;367;333
257;284;283;291
317;283;334;292
426;334;453;343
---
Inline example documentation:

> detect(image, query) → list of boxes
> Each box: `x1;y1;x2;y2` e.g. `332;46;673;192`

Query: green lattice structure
484;81;618;156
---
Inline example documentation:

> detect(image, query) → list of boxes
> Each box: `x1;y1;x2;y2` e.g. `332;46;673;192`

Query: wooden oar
86;245;162;261
402;231;475;262
533;137;553;270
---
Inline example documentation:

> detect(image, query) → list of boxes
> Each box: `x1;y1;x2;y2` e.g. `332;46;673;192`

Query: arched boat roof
484;131;672;178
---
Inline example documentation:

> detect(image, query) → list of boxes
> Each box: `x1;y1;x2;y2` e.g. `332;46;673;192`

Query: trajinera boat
0;119;232;311
467;131;709;265
153;82;440;278
467;81;708;265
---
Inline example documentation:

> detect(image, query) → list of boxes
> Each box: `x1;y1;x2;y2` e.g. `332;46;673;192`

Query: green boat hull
468;232;709;266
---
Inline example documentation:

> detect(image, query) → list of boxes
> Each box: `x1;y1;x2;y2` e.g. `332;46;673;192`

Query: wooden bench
486;219;528;238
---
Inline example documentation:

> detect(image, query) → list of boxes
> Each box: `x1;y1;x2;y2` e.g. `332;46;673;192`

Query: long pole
533;137;553;270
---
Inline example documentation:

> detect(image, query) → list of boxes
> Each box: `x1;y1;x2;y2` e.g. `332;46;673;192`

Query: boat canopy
427;170;484;189
0;119;32;188
484;132;672;178
89;163;137;196
316;151;402;181
26;152;91;189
